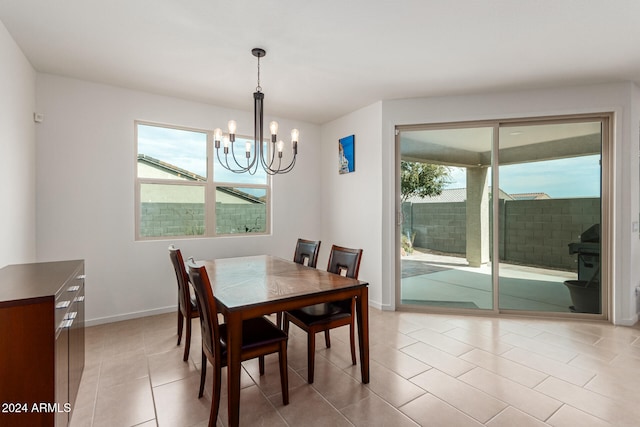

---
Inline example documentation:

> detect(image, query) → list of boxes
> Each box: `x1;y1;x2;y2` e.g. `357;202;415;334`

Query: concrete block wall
140;202;265;237
214;202;266;234
405;198;600;271
406;202;467;254
503;198;600;270
140;202;205;237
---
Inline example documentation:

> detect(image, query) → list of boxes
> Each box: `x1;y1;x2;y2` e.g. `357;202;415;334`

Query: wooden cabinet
0;260;85;427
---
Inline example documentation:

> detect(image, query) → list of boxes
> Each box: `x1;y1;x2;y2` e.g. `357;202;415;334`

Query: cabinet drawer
55;272;85;332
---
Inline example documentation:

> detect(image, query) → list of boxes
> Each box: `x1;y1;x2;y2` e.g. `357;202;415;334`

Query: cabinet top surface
0;260;84;305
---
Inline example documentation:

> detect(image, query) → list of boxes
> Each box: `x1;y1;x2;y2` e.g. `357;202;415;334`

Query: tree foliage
400;161;450;202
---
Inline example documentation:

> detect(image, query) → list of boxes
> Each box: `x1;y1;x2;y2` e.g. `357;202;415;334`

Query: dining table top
198;254;369;312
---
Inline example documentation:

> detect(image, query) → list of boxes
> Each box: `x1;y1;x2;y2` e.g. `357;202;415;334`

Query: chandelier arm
276;155;297;174
228;136;251;172
262;154;283;176
268;142;278;170
219;143;255;175
218;148;243;174
216;147;239;174
265;155;296;175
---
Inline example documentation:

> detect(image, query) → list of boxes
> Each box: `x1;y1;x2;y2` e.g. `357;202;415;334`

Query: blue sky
445;155;601;198
137;124;267;185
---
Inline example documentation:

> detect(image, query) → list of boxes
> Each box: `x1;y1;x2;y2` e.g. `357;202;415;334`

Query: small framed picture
339;134;355;174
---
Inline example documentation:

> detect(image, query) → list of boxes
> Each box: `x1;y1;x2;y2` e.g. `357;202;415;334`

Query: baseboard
368;300;394;311
615;313;639;327
85;305;176;327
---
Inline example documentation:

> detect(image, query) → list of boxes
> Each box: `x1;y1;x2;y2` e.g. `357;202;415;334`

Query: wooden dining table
199;254;370;427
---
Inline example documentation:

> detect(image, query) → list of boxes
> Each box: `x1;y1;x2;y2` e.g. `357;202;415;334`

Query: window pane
216;187;267;234
140;183;205;237
137;124;207;180
213;136;268;185
399;126;495;310
498;121;602;313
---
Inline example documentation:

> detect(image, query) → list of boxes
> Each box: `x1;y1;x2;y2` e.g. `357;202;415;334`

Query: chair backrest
186;258;221;360
327;245;363;279
293;238;321;268
169;245;192;315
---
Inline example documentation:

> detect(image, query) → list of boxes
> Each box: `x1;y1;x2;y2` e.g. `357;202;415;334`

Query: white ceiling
2;0;640;124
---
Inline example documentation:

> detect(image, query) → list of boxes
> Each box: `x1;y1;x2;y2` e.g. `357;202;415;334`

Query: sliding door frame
395;112;612;320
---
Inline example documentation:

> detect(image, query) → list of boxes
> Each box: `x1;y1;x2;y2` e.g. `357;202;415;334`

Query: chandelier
214;48;299;175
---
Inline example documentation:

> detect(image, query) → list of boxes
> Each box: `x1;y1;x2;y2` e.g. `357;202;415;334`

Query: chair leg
349;321;356;365
279;341;289;405
199;351;207;398
209;360;222;427
282;314;290;335
276;312;283;329
183;317;191;362
324;330;331;348
307;331;316;384
177;310;184;345
259;356;265;375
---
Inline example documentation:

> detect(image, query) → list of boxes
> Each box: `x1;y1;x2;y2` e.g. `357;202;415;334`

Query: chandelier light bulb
223;135;230;149
277;140;284;152
270;121;279;136
291;129;299;143
227;120;237;135
214;128;222;143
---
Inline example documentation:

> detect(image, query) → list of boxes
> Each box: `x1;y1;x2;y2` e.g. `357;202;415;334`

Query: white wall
0;20;36;268
320;102;384;308
377;83;639;325
35;74;322;324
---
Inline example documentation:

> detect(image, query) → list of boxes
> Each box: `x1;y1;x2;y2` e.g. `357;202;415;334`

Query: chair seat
300;303;340;316
219;317;287;355
288;305;351;327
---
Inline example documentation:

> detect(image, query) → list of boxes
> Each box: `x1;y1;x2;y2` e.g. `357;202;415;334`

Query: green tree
400;161;450;202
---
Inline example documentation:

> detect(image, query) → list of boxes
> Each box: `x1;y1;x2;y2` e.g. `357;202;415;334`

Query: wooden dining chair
283;245;363;383
275;238;322;328
186;258;289;427
168;245;200;362
293;238;321;268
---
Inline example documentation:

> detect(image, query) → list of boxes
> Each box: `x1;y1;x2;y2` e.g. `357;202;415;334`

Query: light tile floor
69;309;640;427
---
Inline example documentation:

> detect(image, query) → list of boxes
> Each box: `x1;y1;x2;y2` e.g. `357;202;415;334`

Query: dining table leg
355;287;370;383
226;311;243;427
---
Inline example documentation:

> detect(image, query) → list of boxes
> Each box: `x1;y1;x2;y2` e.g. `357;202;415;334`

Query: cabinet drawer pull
74;296;85;303
64;311;77;320
76;274;86;280
67;285;80;292
60;319;74;329
56;301;71;309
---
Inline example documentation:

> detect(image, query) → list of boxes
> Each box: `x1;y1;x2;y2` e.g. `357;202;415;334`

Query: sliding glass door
397;115;608;317
399;125;494;310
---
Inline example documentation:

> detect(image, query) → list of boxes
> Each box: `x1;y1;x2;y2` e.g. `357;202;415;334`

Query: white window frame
134;120;271;240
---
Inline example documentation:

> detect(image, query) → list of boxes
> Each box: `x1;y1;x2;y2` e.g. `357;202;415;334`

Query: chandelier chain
256;54;262;92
